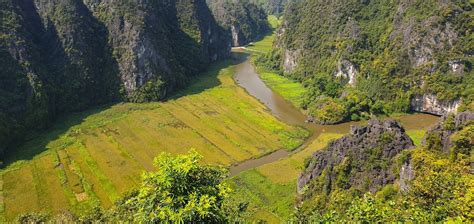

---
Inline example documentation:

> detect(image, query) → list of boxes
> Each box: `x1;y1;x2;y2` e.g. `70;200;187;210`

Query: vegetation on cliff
258;0;473;123
206;0;270;46
250;0;292;15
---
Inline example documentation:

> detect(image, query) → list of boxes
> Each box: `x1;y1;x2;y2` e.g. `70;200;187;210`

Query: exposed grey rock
298;119;415;194
399;160;414;192
448;59;465;75
422;111;474;153
411;94;461;116
283;49;299;73
335;59;358;86
231;24;244;47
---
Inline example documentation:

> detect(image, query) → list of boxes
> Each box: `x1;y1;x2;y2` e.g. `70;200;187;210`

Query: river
229;51;439;176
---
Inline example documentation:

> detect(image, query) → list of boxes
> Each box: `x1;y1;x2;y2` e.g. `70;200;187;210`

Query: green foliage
269;0;472;121
425;131;443;151
128;79;166;102
443;113;457;131
308;97;347;124
408;148;473;221
111;150;232;223
450;124;473;161
249;0;289;15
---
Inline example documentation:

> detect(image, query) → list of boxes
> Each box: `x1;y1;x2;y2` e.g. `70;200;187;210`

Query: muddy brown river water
229;51;439;176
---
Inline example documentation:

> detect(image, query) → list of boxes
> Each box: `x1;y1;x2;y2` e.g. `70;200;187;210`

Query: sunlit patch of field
245;15;280;53
267;15;281;29
246;35;275;53
258;71;307;109
228;133;344;222
0;61;308;220
406;129;427;146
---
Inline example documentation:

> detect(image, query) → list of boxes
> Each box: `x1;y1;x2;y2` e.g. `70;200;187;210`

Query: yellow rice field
0;61;307;221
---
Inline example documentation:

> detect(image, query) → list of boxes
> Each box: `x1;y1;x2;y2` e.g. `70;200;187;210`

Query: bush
113;149;233;223
308;97;347;124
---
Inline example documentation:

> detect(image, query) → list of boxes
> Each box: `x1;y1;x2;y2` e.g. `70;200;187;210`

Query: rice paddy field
0;60;308;221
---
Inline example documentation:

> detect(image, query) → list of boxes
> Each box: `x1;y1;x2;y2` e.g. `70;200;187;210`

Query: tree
113;149;233;223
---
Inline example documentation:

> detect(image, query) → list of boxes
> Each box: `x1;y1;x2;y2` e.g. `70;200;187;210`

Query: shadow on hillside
1;52;250;169
167;51;249;100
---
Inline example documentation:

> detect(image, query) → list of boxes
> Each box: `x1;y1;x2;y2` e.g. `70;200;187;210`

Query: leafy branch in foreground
112;149;233;223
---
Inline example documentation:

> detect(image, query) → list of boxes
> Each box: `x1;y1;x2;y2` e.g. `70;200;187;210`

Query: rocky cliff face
0;0;230;155
411;94;461;116
283;49;299;73
334;59;358;86
298;119;414;196
206;0;270;47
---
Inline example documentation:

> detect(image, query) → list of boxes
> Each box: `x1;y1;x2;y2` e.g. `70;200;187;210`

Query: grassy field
0;60;308;221
246;15;280;53
257;70;307;108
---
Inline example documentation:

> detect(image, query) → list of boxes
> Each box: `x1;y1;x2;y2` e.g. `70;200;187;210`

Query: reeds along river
229;51;439;176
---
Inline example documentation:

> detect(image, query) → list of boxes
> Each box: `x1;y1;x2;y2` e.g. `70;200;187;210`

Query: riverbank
242;15;308;112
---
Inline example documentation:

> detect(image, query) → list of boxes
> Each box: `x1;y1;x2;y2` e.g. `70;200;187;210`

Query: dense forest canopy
250;0;290;14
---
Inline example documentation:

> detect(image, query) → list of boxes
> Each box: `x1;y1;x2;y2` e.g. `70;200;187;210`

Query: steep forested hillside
0;0;230;158
259;0;473;124
206;0;270;46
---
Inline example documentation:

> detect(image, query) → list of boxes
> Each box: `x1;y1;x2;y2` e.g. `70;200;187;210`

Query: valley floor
0;60;307;221
0;15;441;223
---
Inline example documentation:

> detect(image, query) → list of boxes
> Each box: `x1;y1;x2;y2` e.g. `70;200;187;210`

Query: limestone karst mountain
0;0;231;154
